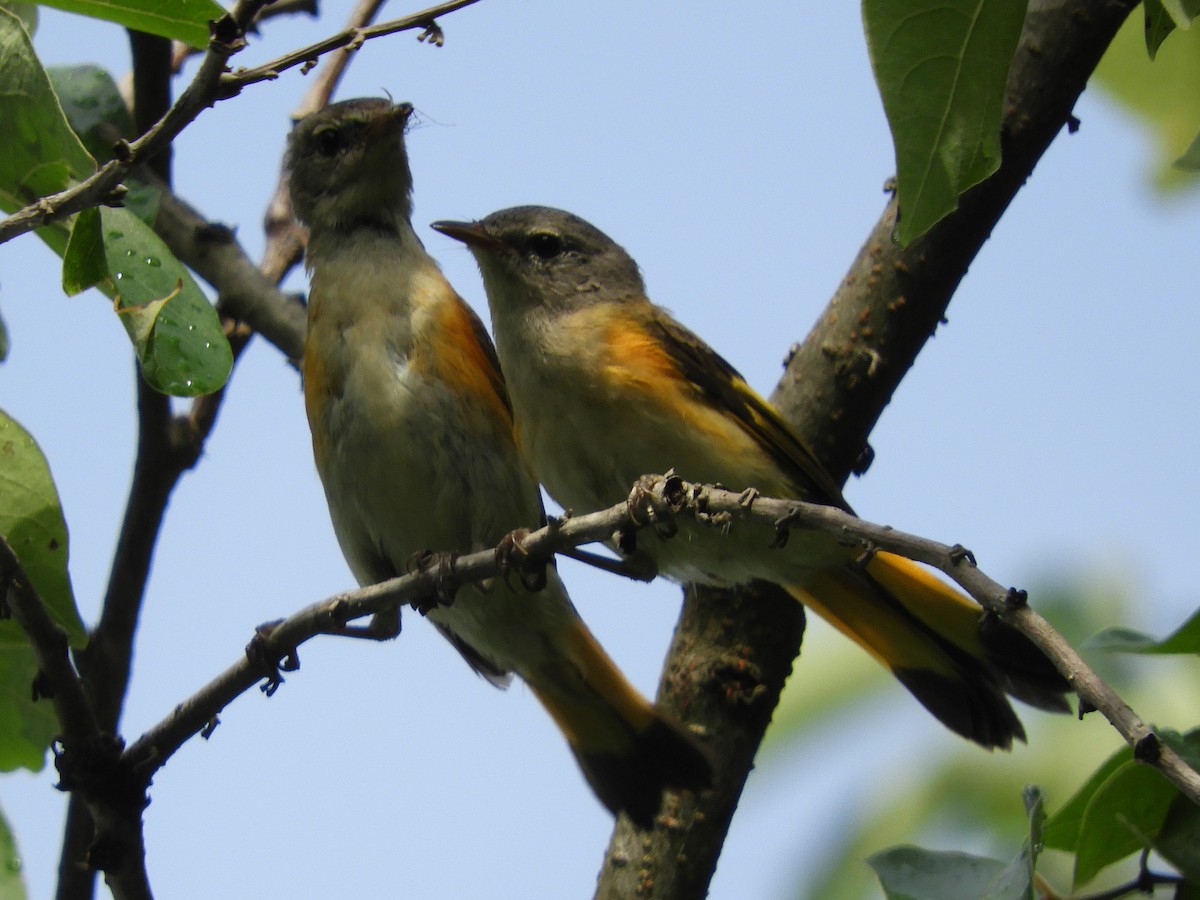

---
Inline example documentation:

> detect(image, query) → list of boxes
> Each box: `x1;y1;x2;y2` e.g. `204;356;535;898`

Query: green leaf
1159;0;1200;29
99;207;233;396
1087;607;1200;655
0;804;29;899
1071;759;1177;886
0;309;8;363
868;846;1010;900
0;5;96;253
1143;0;1177;59
982;786;1043;900
61;206;107;295
0;409;86;773
46;65;134;164
32;0;225;49
863;0;1027;245
1043;742;1132;852
1177;128;1200;171
0;644;57;772
0;23;229;396
0;410;85;646
1152;797;1200;884
1094;13;1200;191
47;65;159;224
62;206;232;396
0;2;37;35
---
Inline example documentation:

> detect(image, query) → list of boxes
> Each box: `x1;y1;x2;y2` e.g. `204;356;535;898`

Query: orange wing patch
600;314;766;464
424;295;515;436
302;304;343;464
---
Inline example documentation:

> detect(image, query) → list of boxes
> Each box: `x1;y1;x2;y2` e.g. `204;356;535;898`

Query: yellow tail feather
791;551;1070;749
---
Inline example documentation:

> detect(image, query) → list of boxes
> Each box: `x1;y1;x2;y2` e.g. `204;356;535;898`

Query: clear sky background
2;3;1198;899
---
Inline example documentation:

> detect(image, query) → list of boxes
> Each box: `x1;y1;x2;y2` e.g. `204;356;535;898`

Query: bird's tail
792;550;1072;749
526;622;714;828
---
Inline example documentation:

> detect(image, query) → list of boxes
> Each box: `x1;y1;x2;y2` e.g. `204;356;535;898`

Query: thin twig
0;0;481;249
222;0;482;94
0;0;270;249
121;490;634;774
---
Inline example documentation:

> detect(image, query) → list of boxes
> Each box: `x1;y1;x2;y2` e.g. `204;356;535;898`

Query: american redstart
287;103;712;826
432;206;1072;749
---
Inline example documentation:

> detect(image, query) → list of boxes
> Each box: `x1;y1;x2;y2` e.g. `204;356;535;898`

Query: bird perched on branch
287;101;712;826
432;205;1073;749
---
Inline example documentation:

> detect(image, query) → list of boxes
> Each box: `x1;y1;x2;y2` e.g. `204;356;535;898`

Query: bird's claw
407;550;460;614
246;619;299;697
496;529;548;592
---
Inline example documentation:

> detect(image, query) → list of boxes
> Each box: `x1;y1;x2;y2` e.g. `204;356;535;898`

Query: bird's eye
526;232;564;260
312;126;348;158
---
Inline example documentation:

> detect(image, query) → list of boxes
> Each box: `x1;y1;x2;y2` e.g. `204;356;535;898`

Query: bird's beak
369;102;414;135
431;220;500;250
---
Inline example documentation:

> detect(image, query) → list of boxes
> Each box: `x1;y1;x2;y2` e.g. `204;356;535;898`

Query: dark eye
312;126;348;158
526;231;564;259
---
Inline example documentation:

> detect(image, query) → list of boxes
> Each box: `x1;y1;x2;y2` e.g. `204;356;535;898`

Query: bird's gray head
432;206;647;315
286;98;415;235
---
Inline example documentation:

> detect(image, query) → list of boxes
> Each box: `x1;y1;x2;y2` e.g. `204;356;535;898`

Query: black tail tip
895;666;1027;750
581;717;715;829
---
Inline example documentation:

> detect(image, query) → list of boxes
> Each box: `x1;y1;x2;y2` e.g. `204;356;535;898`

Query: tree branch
0;535;152;900
596;1;1143;896
56;26;181;900
219;0;482;94
770;0;1141;482
151;183;306;360
648;477;1200;807
0;538;100;747
0;0;481;249
120;488;672;775
114;474;1200;841
0;0;273;248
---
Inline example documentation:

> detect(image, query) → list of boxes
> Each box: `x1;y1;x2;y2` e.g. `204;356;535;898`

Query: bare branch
221;0;483;95
121;490;636;775
0;0;483;249
0;536;155;900
151;184;306;359
0;537;99;745
653;477;1200;808
119;474;1200;822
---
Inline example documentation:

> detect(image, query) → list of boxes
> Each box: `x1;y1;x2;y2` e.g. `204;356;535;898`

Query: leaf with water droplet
61;207;232;395
113;281;176;348
99;207;232;396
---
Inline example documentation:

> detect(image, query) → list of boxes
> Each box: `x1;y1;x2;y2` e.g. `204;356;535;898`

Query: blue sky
2;3;1198;898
